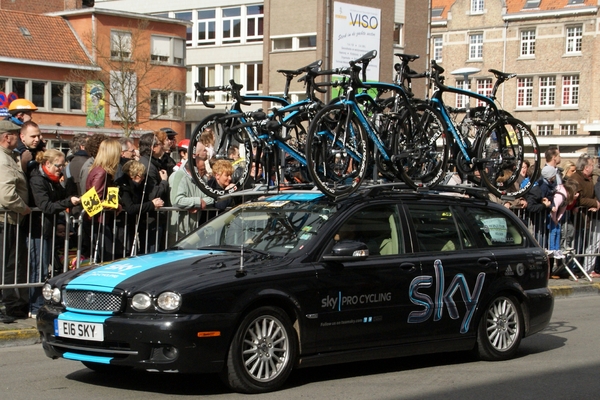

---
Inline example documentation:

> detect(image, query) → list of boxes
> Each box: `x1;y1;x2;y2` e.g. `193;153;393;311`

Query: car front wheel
477;295;523;361
222;306;297;394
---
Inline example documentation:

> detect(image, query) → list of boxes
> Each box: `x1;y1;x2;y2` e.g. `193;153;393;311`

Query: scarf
42;164;61;183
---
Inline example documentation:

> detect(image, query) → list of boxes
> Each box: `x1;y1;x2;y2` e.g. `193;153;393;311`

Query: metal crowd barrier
0;206;222;290
509;207;599;281
3;203;600;291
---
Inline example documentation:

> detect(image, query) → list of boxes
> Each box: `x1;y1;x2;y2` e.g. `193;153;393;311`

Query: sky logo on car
66;250;221;291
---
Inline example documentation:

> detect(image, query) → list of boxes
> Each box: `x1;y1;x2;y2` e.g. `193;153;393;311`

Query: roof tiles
0;10;92;67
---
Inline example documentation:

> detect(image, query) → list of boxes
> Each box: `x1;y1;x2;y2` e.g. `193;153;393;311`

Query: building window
469;34;483;60
174;11;193;44
393;24;403;46
197;66;216;102
433;36;443;62
150;91;169;117
111;30;132;60
197;9;216;46
523;0;541;8
151;36;170;63
272;34;317;52
537;125;554;136
32;81;45;109
151;91;185;119
246;63;263;93
432;8;444;17
471;0;484;13
455;79;469;108
0;78;82;113
298;36;317;48
246;5;264;43
476;79;492;107
560;124;577;135
539;76;556;107
516;77;533;107
173;93;184;118
562;75;579;106
51;83;65;110
70;84;83;111
151;36;185;65
13;80;26;98
520;30;535;56
223;64;241;86
566;26;582;54
222;7;241;44
273;37;293;51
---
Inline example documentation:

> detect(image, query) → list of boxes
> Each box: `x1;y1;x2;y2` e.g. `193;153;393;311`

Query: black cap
160;127;177;137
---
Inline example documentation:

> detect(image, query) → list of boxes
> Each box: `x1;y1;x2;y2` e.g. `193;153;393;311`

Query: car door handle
478;257;497;268
399;263;416;272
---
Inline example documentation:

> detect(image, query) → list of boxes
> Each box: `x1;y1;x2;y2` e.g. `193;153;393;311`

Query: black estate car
37;186;554;393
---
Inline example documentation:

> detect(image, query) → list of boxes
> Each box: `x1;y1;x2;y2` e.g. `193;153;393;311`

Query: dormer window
523;0;541;9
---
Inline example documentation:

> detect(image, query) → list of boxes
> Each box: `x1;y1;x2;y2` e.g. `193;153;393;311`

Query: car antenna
236;210;246;277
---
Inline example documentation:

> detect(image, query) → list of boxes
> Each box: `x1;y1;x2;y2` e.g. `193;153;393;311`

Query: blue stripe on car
265;193;325;201
65;250;220;291
63;353;112;364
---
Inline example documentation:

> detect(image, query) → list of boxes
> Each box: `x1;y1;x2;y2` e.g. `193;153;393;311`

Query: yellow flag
102;187;119;209
81;187;103;217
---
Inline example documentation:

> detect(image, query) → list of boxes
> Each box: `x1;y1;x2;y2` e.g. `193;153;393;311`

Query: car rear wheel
222;306;297;394
477;295;523;361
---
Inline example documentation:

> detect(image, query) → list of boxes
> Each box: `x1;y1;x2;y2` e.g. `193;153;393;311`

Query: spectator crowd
2;99;600;323
0;101;248;322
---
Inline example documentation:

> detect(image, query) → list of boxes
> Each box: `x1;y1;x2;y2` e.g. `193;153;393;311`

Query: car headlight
42;284;61;303
157;292;182;312
42;284;53;301
51;288;61;303
131;293;152;311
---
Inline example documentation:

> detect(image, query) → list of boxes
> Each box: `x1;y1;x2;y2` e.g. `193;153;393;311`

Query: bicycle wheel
306;103;369;199
398;102;448;189
476;116;531;198
511;118;540;196
189;112;253;199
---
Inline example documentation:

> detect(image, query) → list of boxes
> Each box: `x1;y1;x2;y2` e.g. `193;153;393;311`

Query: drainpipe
502;20;508;106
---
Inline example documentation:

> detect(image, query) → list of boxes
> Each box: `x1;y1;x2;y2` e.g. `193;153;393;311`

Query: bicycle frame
430;83;502;165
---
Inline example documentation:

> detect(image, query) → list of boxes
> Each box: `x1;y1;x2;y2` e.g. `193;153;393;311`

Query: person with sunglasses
28;149;80;316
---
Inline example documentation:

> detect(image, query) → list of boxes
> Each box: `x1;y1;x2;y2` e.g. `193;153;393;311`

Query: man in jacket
570;154;600;272
168;142;214;245
16;120;43;179
0;120;31;321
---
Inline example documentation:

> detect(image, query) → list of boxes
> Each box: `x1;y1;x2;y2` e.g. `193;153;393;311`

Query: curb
0;326;40;348
549;282;600;298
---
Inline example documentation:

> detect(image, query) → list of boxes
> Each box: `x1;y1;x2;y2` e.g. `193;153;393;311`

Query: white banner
332;1;381;81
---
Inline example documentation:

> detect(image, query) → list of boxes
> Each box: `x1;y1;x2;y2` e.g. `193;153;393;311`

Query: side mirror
322;240;369;262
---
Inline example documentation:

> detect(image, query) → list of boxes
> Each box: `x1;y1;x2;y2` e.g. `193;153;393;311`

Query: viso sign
332;1;381;81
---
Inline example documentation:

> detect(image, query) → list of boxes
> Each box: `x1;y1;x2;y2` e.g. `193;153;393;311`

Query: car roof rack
360;181;491;200
222;181;514;203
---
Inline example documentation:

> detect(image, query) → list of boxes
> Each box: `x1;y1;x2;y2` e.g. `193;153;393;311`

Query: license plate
55;320;104;342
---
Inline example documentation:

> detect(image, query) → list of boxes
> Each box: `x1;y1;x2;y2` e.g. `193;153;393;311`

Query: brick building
0;4;187;151
431;0;600;158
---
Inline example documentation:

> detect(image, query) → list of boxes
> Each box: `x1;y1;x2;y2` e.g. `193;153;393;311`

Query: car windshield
176;199;337;255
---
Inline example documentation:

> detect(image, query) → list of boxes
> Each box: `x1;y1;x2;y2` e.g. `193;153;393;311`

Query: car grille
64;290;123;312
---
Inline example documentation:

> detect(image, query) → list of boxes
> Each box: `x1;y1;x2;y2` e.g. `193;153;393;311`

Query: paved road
1;296;599;400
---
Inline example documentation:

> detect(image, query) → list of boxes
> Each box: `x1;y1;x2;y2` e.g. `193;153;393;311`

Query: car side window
331;204;404;256
465;207;525;247
407;204;473;252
